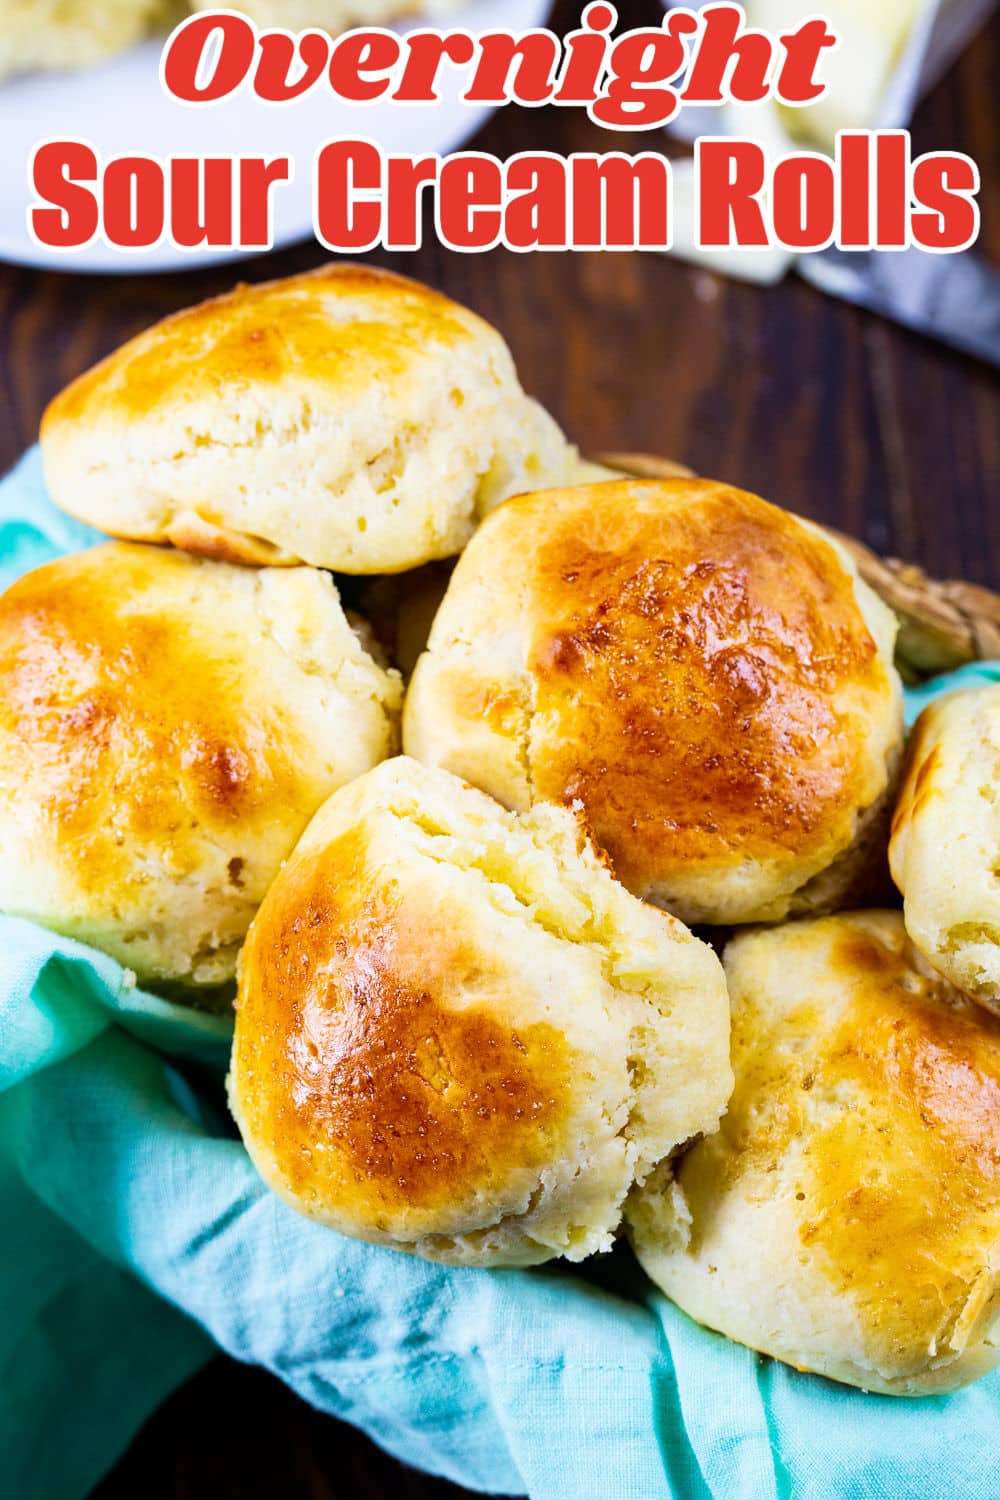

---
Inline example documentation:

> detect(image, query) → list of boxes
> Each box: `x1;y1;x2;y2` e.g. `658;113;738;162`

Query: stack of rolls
10;263;595;998
7;262;1000;1396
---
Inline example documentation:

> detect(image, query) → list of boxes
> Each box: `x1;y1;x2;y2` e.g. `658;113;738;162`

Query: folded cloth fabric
3;446;1000;1500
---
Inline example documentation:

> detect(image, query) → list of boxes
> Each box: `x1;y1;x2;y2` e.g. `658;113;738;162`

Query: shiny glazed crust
40;264;581;574
628;911;1000;1395
231;757;732;1266
0;542;401;986
404;479;903;925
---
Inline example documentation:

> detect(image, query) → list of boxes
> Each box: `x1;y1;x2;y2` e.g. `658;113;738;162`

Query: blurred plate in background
0;0;549;275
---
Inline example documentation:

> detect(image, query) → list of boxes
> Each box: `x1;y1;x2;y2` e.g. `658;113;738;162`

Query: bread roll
0;542;401;989
404;479;903;926
0;0;177;79
40;265;585;575
629;911;1000;1395
890;685;1000;1013
230;756;732;1266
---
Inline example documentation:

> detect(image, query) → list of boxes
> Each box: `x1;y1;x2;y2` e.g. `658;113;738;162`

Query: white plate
0;0;549;275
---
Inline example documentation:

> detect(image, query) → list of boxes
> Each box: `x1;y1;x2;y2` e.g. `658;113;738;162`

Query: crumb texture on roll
890;685;1000;1013
628;911;1000;1395
0;0;178;79
231;756;732;1266
404;479;903;926
0;542;401;988
40;265;583;574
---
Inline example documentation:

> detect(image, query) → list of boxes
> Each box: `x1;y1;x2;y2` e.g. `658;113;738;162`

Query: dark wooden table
2;1;997;1495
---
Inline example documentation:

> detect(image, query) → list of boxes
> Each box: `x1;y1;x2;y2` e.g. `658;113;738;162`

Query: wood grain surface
1;1;997;1496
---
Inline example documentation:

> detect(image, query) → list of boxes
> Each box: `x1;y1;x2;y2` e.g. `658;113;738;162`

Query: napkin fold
3;447;1000;1500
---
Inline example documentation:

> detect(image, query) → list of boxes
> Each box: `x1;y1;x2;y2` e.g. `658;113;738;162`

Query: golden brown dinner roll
628;911;1000;1396
40;265;586;575
0;542;400;989
231;756;732;1266
404;479;903;926
890;684;1000;1013
0;0;178;79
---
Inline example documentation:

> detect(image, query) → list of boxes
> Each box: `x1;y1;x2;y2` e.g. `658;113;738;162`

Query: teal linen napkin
3;446;1000;1500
